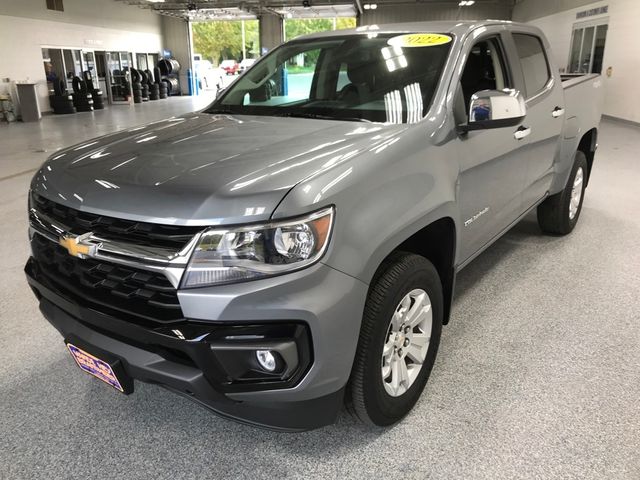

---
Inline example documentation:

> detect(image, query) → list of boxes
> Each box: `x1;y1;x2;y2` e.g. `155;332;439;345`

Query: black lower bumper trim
26;263;343;431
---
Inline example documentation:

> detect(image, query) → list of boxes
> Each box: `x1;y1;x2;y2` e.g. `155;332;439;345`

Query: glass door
82;51;96;74
42;48;65;94
105;51;132;104
136;53;148;71
62;49;83;91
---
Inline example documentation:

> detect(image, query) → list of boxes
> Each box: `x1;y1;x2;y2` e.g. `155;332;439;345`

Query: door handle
552;106;565;118
514;125;531;140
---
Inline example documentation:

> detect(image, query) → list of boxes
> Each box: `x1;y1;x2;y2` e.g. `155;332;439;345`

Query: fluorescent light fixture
364;3;377;9
459;0;475;5
146;0;165;3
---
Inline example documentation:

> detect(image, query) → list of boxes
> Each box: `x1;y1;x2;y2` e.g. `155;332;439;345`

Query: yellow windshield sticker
387;33;452;48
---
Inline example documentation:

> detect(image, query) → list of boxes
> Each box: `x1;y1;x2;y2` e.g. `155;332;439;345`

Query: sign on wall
576;6;608;19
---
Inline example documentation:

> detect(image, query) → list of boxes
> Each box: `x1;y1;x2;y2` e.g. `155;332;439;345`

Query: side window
459;37;510;113
336;63;350;93
512;34;550;98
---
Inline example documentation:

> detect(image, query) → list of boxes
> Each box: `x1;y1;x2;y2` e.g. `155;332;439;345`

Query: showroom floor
1;100;638;479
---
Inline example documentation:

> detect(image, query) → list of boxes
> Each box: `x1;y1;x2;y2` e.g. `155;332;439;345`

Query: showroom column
259;12;283;55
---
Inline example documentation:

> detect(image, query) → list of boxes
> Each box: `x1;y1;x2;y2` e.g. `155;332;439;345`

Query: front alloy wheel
381;289;432;397
348;252;443;427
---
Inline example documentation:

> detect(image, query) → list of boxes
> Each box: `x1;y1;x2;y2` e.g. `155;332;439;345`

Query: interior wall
514;0;639;123
359;2;512;24
0;0;162;115
512;0;604;22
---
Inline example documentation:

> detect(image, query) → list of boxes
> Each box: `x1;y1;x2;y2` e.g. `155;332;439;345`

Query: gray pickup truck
26;20;603;431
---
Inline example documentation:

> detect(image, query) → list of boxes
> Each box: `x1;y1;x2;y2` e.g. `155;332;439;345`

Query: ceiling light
364;3;377;9
459;0;475;5
145;0;165;3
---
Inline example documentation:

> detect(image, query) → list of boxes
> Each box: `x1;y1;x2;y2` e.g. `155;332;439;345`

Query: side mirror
458;89;526;132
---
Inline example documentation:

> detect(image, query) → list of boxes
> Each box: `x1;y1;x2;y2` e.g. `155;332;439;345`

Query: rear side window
513;34;550;98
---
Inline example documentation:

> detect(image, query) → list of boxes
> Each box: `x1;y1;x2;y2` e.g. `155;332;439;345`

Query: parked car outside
239;58;256;72
220;59;239;75
193;59;224;93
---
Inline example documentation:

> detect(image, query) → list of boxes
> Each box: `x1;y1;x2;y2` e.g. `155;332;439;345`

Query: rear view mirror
459;89;526;132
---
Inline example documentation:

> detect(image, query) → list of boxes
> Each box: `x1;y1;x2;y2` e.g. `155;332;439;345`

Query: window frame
510;33;552;100
453;33;514;122
567;18;609;74
46;0;64;12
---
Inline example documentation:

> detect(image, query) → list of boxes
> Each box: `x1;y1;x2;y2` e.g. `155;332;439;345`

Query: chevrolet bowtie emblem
59;232;98;259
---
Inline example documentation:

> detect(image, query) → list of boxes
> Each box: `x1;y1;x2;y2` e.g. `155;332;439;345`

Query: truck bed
559;73;604;145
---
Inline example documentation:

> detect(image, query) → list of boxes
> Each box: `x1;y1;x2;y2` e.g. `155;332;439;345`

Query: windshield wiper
206;107;236;115
274;112;371;123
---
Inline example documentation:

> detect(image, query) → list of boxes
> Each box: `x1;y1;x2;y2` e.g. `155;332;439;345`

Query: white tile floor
0;104;639;479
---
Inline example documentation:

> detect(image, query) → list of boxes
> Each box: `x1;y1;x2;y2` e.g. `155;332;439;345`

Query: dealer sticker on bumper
66;343;124;392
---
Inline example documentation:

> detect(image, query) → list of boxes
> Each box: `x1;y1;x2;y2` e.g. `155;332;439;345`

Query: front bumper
25;258;367;431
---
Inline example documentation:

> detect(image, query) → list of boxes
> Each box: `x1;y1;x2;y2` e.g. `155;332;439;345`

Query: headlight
182;206;334;288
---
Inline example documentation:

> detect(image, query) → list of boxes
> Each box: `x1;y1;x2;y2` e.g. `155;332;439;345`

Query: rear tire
537;150;588;235
347;252;443;426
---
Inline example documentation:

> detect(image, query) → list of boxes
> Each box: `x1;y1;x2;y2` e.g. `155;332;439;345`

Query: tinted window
460;37;510;112
513;34;550;97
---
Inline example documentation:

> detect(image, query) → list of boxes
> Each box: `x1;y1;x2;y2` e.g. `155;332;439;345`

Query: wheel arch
577;127;597;186
373;217;457;325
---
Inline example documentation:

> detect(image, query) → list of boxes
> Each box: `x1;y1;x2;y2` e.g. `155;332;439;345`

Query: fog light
256;350;277;372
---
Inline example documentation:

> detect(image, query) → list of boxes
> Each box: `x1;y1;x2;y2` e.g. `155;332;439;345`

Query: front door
453;33;531;262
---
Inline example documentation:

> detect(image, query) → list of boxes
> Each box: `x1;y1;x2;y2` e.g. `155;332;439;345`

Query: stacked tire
157;59;181;96
82;71;104;110
161;77;180;96
154;67;168;99
145;69;160;100
139;70;150;102
131;69;144;104
50;79;76;114
71;76;94;112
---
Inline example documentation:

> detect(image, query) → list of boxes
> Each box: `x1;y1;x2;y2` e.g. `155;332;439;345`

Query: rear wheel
348;252;443;426
537;150;588;235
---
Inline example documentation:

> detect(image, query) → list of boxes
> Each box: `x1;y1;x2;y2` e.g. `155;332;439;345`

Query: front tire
348;252;443;426
537;150;588;235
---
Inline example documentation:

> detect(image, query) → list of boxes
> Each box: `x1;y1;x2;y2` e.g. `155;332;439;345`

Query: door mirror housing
458;89;526;132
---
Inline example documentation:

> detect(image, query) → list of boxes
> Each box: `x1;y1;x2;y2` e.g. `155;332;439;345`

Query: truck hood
32;113;401;225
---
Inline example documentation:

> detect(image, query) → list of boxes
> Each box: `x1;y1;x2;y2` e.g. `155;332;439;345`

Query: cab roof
294;19;520;42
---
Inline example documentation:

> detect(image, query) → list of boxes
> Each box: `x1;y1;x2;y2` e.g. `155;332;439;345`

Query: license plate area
66;341;133;394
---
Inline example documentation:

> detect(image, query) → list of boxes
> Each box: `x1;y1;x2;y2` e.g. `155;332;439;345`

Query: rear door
453;30;531;262
509;32;565;209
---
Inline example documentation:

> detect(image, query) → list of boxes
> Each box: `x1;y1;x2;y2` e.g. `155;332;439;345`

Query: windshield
206;32;452;123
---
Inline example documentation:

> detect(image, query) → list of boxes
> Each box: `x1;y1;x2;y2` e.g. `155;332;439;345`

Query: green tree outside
285;17;356;41
192;20;259;65
192;17;356;66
